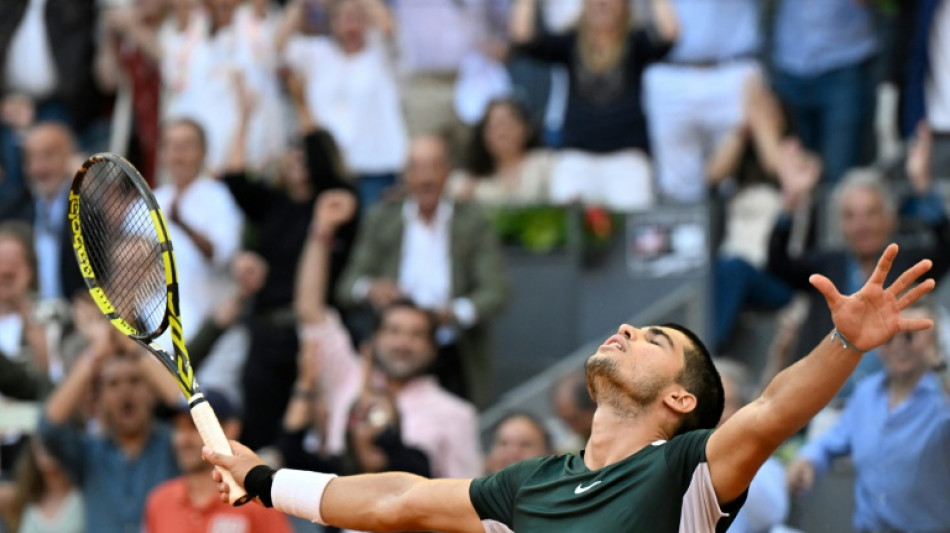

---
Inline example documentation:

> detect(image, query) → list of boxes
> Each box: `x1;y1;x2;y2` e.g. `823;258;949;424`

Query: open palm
810;244;935;352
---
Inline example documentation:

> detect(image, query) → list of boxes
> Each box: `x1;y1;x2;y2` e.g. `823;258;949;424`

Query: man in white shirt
153;118;243;342
336;135;508;408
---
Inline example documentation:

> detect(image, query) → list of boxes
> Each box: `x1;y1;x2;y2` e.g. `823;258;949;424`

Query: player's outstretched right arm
204;441;485;533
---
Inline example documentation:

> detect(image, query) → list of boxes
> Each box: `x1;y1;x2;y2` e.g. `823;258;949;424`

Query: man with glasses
787;300;950;533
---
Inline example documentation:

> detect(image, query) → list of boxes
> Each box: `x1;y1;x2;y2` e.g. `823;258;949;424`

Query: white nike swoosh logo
574;481;602;494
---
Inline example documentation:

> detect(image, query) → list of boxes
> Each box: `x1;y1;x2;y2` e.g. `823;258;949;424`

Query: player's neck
583;406;668;470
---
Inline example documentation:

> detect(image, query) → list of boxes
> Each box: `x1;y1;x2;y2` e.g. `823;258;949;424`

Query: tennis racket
68;153;249;505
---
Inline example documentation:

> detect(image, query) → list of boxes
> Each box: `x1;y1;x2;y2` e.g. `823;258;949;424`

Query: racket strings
79;159;167;336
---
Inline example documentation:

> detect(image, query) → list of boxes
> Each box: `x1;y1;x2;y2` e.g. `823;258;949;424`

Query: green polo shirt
469;429;745;532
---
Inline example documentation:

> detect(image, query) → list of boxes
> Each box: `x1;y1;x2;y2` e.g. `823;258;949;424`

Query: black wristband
244;465;278;507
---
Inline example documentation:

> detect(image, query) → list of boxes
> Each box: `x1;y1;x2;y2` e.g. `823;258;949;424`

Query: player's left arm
706;244;935;504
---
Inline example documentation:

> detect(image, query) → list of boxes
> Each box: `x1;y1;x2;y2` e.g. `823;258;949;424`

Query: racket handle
190;398;251;506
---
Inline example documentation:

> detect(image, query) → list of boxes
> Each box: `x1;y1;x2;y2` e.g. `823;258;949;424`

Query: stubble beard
585;355;665;418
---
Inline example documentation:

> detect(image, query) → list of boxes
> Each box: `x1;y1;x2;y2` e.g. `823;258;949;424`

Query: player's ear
663;389;697;416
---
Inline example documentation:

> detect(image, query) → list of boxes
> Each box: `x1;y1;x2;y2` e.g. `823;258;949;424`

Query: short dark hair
662;323;724;435
374;298;439;348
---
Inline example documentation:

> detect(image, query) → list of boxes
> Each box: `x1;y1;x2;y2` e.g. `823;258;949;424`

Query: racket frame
69;153;249;505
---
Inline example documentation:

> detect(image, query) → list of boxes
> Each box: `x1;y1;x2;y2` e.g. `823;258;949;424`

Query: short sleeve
469;457;545;525
663;429;714;485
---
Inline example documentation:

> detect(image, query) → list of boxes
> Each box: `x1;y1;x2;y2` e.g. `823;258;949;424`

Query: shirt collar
402;198;453;225
879;370;943;396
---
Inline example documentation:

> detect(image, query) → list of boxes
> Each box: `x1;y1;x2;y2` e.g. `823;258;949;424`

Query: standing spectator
153;119;243;342
143;390;292;533
771;0;878;184
161;0;283;172
0;0;102;170
0;222;49;401
509;0;678;210
0;123;84;304
899;0;949;177
296;191;483;478
336;135;509;408
394;0;491;148
37;324;180;533
485;412;552;474
158;0;209;120
450;97;553;206
218;84;354;449
714;359;789;533
643;0;762;204
767;133;950;394
1;437;82;533
96;0;167;184
787;301;950;532
281;0;407;208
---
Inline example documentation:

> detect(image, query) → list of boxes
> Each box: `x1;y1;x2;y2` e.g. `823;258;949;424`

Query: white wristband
272;469;338;525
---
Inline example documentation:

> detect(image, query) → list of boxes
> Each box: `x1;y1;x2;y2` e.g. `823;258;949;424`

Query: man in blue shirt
771;0;878;184
38;321;179;533
787;300;950;532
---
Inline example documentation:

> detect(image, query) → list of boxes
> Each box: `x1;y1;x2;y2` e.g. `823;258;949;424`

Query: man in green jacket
336;135;508;408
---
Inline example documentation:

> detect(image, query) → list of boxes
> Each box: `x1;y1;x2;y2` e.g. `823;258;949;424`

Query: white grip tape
272;469;337;525
190;397;248;505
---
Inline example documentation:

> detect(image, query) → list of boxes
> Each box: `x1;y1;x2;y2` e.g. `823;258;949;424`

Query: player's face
98;356;156;437
373;307;436;381
172;414;206;473
586;324;688;409
840;187;894;260
880;308;937;379
0;238;32;306
161;123;206;187
487;416;549;474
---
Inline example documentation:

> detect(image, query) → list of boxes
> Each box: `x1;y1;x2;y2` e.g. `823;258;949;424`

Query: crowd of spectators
0;0;949;532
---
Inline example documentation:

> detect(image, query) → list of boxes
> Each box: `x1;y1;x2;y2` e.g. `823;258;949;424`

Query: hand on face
810;244;935;352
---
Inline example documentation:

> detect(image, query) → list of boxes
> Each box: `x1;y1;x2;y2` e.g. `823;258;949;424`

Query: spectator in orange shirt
143;390;292;533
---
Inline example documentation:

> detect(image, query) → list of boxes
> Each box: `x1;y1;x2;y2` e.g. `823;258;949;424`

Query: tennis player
204;243;935;532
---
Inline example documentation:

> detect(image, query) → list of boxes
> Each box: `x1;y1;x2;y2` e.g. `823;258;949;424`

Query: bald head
405;135;450;216
24;122;76;199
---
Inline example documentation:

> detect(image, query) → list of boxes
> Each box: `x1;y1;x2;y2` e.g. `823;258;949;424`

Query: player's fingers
211;469;223;483
897;278;936;309
898;317;934;332
809;274;842;307
868;243;898;286
203;446;236;468
888;259;933;297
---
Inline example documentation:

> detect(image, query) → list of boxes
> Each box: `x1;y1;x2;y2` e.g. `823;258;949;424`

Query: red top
144;477;294;533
